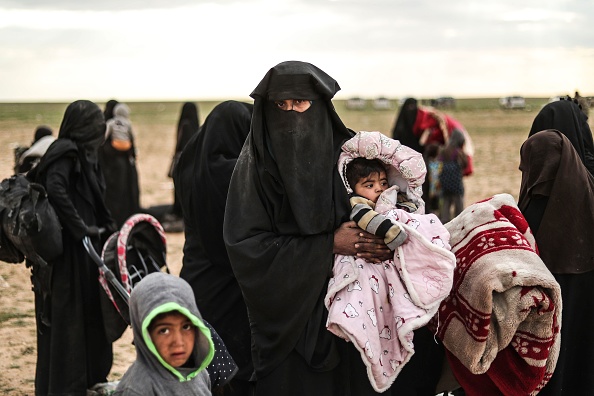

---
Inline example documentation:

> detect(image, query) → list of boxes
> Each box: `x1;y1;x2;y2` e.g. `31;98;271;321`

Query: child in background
424;143;442;216
438;130;468;223
114;272;215;396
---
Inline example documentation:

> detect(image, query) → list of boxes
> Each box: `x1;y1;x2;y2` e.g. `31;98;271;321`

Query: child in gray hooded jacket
114;272;215;396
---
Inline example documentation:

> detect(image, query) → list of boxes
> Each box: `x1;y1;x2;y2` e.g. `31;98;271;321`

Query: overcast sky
1;0;592;102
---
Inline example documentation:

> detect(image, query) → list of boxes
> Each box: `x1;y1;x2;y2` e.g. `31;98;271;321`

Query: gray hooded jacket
114;273;214;396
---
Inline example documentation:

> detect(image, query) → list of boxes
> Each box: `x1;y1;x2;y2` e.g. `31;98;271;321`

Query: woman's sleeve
45;157;88;241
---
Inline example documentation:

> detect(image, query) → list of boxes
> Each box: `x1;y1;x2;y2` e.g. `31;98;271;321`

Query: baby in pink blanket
325;131;456;393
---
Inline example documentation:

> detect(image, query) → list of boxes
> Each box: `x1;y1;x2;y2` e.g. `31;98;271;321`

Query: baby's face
353;171;389;203
149;311;196;368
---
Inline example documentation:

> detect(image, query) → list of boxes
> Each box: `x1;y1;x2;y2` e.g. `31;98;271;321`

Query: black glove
85;225;101;238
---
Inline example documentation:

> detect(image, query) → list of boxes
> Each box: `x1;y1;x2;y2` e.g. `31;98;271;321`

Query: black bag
0;174;63;266
0;216;24;263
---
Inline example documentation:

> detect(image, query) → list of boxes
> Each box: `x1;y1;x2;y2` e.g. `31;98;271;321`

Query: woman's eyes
158;327;170;335
182;323;193;331
273;100;309;111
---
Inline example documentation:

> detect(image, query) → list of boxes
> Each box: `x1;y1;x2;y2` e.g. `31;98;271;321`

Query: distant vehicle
430;96;456;108
499;96;526;109
372;97;392;110
346;97;367;110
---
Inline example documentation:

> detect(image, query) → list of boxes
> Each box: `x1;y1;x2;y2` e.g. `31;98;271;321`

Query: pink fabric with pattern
326;131;456;392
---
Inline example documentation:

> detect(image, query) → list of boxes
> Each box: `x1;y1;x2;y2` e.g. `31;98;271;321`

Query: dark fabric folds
518;129;594;274
529;99;594;175
28;100;115;395
392;98;423;153
224;61;353;379
174;100;255;383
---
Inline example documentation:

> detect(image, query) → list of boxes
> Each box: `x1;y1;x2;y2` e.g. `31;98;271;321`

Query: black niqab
59;100;106;147
392;97;423;153
529;99;594;175
103;99;119;122
224;61;353;378
176;102;200;153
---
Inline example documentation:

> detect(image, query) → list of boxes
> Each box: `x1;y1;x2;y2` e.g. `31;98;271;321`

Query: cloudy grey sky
1;0;592;102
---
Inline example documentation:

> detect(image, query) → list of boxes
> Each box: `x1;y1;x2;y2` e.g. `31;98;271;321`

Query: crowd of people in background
3;61;594;396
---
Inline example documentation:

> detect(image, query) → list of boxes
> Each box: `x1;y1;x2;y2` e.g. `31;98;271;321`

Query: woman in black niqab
518;130;594;395
99;103;141;227
173;100;254;395
28;100;116;396
224;61;436;396
168;102;200;217
392;97;423;153
176;102;200;149
529;98;594;175
103;99;119;122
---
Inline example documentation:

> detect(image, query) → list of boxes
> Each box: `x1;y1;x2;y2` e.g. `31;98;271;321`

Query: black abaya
519;130;594;395
174;101;254;394
28;101;115;396
99;139;140;227
223;61;443;396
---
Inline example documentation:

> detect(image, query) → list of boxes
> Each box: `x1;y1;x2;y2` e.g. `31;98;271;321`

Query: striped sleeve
349;198;408;251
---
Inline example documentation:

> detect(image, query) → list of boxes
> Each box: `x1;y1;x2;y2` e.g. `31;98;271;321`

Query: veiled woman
223;61;444;395
28;100;116;396
518;130;594;395
99;103;141;227
174;100;254;395
170;102;201;219
528;97;594;175
392;97;424;153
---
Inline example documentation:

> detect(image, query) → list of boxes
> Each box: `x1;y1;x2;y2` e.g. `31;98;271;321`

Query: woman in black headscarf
99;102;141;227
224;61;442;395
174;100;254;395
103;99;119;122
169;102;200;218
518;129;594;395
28;100;117;396
392;97;424;153
529;97;594;175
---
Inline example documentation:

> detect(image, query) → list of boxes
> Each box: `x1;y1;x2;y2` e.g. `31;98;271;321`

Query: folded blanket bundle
431;194;561;396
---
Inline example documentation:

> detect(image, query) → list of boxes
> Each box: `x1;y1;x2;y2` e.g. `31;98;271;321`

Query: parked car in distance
430;96;456;108
346;97;367;110
499;96;526;109
372;97;393;110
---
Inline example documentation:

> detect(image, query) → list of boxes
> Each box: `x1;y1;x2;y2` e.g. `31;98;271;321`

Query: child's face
149;311;196;368
353;171;389;202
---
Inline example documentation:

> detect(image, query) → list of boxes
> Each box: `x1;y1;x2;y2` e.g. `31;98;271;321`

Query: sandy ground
1;103;589;395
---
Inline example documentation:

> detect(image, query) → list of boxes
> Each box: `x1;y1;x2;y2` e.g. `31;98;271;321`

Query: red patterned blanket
431;194;561;396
